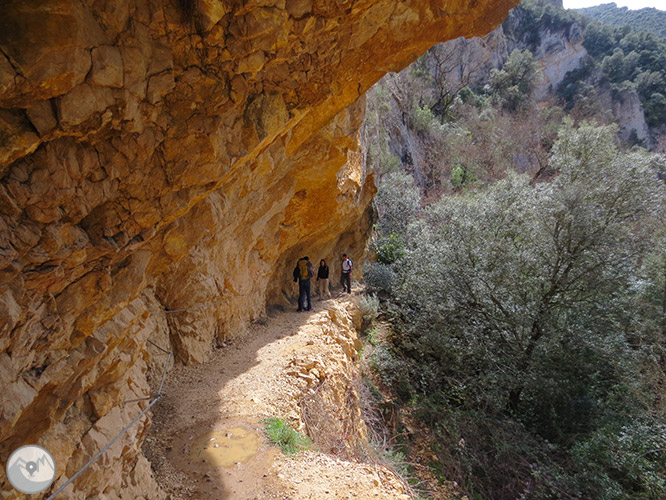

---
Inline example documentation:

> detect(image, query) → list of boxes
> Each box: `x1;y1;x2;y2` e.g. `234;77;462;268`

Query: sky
562;0;665;9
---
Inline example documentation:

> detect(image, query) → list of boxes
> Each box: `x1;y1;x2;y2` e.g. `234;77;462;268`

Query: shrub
450;163;477;190
369;344;413;400
263;417;312;454
571;420;666;499
373;234;405;265
357;293;380;323
412;104;438;133
364;262;395;295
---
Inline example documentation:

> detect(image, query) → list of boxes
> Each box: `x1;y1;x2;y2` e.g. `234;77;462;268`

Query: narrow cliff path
143;294;411;500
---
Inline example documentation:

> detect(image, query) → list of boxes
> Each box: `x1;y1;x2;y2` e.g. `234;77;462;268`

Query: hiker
293;256;315;311
340;253;353;294
316;259;331;300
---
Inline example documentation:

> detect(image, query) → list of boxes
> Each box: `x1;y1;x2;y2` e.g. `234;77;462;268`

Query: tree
601;48;629;83
489;49;540;112
427;41;483;121
644;91;666;127
372;170;420;242
583;22;617;58
393;123;663;433
374;123;666;498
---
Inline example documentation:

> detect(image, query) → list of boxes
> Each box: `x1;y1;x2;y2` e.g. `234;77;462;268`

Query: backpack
298;259;310;280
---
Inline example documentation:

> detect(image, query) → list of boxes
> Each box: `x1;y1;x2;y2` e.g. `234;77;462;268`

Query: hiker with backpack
293;256;315;311
340;253;353;294
316;259;331;300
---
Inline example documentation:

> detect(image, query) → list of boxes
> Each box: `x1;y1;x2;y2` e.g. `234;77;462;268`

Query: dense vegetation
362;4;666;498
512;0;666;130
505;0;585;49
368;123;666;498
577;3;666;39
580;23;666;128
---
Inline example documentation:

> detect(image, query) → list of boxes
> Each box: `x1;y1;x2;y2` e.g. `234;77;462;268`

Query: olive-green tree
382;122;665;497
489;49;540;112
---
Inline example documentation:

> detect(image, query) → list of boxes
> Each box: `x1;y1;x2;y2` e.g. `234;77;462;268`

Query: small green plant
451;163;478;190
263;417;311;454
413;104;438;132
366;326;380;346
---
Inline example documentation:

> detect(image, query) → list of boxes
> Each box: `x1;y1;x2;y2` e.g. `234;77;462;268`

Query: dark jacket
317;264;329;280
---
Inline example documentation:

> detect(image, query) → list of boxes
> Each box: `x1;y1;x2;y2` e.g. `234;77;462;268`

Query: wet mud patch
189;426;262;469
165;420;281;498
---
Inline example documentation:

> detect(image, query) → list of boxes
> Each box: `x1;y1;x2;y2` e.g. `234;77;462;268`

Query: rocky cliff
440;5;588;99
0;0;517;498
503;9;586;100
366;0;661;191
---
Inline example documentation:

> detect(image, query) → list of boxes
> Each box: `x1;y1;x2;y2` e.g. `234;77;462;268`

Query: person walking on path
340;253;353;294
293;256;315;311
316;259;331;300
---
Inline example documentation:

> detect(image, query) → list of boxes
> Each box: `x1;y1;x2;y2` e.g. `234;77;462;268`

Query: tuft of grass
263;417;312;454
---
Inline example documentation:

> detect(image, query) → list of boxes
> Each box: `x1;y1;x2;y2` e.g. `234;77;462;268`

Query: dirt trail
144;295;410;500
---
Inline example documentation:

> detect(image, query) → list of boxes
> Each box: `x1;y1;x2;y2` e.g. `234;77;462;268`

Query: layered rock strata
0;0;516;497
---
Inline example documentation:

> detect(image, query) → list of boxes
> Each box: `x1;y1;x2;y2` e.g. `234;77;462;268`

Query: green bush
490;49;540;111
412;103;439;133
374;234;405;265
369;344;413;400
263;418;312;455
363;262;395;295
450;163;477;191
370;122;666;499
571;420;666;499
644;91;666;127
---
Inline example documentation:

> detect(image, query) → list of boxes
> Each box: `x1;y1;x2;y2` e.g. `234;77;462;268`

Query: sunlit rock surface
0;0;516;497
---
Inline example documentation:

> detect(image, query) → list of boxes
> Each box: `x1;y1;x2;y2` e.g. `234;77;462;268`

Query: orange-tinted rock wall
0;0;517;497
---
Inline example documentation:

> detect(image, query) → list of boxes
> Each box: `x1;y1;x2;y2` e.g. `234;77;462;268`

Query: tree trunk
508;321;544;413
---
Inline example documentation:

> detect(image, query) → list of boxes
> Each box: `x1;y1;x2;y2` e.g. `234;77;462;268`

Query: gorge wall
0;0;517;497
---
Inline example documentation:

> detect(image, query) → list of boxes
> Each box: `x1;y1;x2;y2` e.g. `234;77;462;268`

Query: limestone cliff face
501;4;587;99
0;0;517;497
607;86;651;143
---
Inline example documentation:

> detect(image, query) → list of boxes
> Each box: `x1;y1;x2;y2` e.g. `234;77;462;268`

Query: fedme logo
6;445;56;494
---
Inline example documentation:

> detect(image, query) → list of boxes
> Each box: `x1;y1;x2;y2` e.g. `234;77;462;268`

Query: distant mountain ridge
576;3;666;38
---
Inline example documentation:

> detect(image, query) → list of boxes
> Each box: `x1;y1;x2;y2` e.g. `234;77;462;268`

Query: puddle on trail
189;427;262;468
